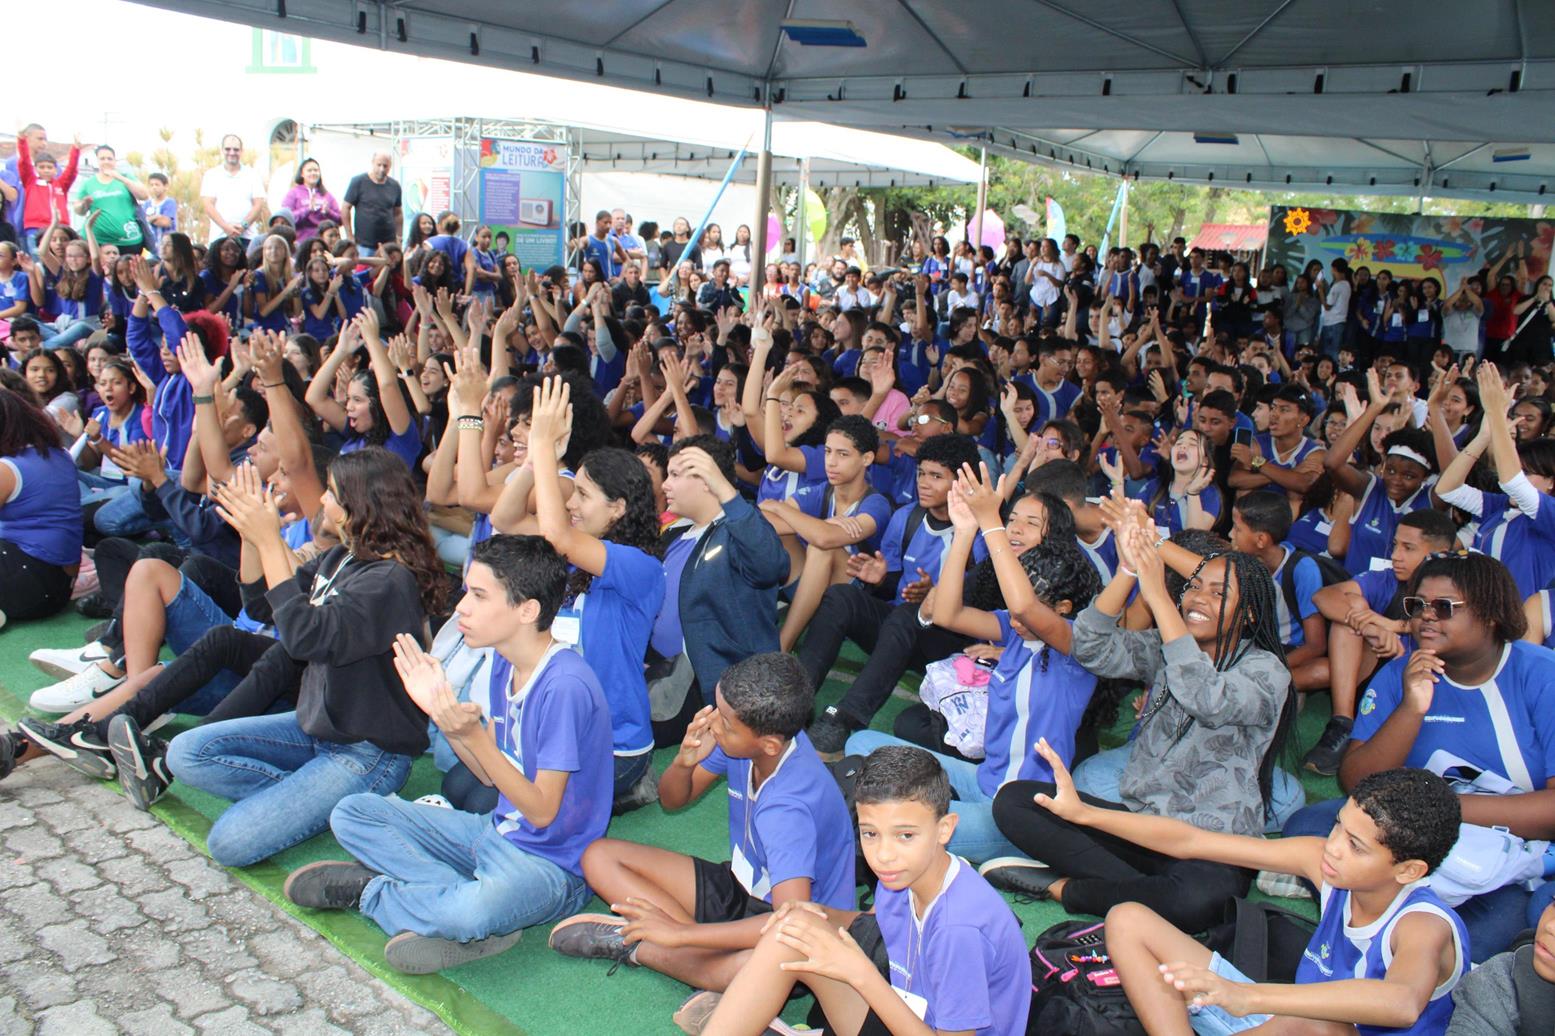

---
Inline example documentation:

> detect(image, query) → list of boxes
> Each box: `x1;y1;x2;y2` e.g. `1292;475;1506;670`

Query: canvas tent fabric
132;0;1555;202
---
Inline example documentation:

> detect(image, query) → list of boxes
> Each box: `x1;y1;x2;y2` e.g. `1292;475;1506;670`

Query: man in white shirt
200;135;266;244
835;268;876;312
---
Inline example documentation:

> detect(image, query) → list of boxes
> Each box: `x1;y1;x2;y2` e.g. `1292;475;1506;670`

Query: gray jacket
1071;604;1290;836
1448;945;1555;1036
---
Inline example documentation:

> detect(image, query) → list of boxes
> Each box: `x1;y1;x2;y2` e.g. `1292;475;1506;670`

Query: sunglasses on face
1402;596;1468;620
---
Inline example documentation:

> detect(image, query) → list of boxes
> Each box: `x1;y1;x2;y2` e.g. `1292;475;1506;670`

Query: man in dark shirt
341;152;403;254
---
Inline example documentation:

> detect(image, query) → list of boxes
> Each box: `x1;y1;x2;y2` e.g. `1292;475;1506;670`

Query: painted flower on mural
1393;241;1418;263
1439;217;1464;236
1417;244;1445;271
1283;208;1313;235
1345;239;1371;262
1373;239;1396;261
1351;215;1375;235
1467;218;1485;235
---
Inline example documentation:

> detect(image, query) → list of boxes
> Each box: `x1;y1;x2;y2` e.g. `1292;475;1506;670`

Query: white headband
1387;445;1432;470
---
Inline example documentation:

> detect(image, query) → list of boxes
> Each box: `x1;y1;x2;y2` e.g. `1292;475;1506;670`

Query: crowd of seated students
4;194;1555;1035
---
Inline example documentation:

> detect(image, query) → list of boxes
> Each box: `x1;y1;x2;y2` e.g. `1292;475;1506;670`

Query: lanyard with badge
309;554;353;605
729;761;765;897
553;592;585;649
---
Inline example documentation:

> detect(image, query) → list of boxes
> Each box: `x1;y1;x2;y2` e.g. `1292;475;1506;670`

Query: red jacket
17;137;80;231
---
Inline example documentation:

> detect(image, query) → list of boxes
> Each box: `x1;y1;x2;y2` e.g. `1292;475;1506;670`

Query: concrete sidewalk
0;759;450;1035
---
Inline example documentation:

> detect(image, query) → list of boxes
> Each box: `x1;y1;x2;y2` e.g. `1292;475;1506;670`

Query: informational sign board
479;137;567;268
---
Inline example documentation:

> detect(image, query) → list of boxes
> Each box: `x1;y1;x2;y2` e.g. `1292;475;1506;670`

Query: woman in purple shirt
279;159;342;243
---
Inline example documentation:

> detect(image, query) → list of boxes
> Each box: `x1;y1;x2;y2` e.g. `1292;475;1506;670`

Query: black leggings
991;780;1250;933
100;552;241;662
0;539;73;621
92;537;183;611
90;627;298;741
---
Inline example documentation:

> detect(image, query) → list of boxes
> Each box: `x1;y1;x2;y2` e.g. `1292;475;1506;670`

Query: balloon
766;214;783;254
805;188;827;246
975;209;1005;250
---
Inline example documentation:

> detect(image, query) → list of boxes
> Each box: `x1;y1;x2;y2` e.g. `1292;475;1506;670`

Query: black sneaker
978;857;1062;900
74;593;114;620
611;766;660;816
284;860;377;910
1302;715;1354;777
0;731;16;781
806;707;859;758
548;913;635;968
17;717;117;780
384;929;522;974
107;715;171;811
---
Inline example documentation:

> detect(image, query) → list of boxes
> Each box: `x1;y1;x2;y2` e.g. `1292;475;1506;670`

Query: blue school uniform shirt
0;269;29;314
869;445;918;508
1144;479;1221;536
873;856;1030;1035
896;336;941;396
89;403;149;479
1031;378;1081;426
47;273;105;321
1345;474;1434;576
791;482;893;555
469;249;499;295
1294;881;1467;1036
126;308;196;465
484;645;614;878
880;505;986;605
1355;641;1555;796
340;422;424;472
300;288;339;340
1178;269;1221;303
1254;432;1323;476
0;447;83;567
248;270;293;332
1077;528;1120;584
1272;545;1324;648
700;732;855;909
580;235;618;280
336;271;369;324
649;522;704;658
831;347;862;379
1353;568;1402;616
425;234;469;275
756;443;827;505
197;268;243;329
1288;506;1334;556
561;542;664;757
1467;489;1555;599
589;348;626;399
978;612;1097;797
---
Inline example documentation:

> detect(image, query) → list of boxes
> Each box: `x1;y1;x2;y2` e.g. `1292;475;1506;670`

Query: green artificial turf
0;610;1339;1034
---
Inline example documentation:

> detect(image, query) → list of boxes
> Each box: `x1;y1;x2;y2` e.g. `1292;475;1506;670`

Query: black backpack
1204;897;1318;984
1279;548;1350;633
1027;920;1145;1036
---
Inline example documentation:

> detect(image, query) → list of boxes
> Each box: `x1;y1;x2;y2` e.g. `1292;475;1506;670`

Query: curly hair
1351;768;1461;872
565;447;663;599
328;447;449;617
968;491;1076;609
1406;550;1525;643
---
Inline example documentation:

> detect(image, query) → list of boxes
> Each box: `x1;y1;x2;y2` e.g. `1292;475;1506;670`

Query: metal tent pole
752;107;774;281
971;146;988;250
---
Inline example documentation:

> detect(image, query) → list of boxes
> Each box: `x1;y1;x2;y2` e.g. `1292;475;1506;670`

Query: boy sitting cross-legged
1034;739;1470;1036
281;534;614;974
677;745;1030;1035
549;652;856;994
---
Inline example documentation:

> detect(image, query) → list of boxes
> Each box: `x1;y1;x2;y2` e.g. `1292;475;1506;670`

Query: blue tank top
1;448;84;567
1295;881;1467;1036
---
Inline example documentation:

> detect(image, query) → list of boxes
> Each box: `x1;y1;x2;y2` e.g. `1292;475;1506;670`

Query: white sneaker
29;641;112;680
28;665;125;714
413;794;454;810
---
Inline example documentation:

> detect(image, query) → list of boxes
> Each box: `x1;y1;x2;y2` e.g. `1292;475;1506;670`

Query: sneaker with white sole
413;794;454;809
107;715;171;811
28;664;125;714
16;717;116;780
672;992;803;1036
977;856;1062;899
29;641;112;680
547;913;635;968
1255;869;1314;901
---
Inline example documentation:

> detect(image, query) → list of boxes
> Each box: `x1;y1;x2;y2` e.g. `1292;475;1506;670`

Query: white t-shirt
1321;279;1351;327
1028;260;1065;307
200;165;266;239
1443;305;1482;356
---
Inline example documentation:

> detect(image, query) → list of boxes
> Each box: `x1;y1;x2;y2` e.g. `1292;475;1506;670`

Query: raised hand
946;483;979;535
1031;738;1087;821
212;461;282;542
176;337;220;394
956;461;1008;530
446;346;487;420
677;705;717;769
528;376;573;457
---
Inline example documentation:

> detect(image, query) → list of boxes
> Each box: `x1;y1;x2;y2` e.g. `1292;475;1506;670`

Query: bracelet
765;397;782;403
263;381;286;388
191;394;215;405
1118;564;1138;579
982;525;1006;537
457;416;484;431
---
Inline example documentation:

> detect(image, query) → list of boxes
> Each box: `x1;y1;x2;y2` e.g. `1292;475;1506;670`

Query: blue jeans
331;793;589;941
78;470;133;508
1076;744;1306;834
162;576;241;715
1318;322;1345;359
39;316;100;350
1283;797;1529;963
94;482;156;537
166;711;412;868
429;526;470;569
845;730;1022;864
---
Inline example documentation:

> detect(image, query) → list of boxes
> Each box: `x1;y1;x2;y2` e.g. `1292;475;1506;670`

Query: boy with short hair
549;652;855;994
677;745;1030;1036
1036;746;1468;1035
141;173;177;254
281;535;613;974
1303;508;1459;774
1447;900;1555;1034
798;432;986;753
1227;491;1331;691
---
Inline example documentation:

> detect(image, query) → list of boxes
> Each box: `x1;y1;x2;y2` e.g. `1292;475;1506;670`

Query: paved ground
0;760;451;1036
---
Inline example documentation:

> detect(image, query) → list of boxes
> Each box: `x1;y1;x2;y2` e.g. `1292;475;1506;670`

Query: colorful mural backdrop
1266;206;1553;293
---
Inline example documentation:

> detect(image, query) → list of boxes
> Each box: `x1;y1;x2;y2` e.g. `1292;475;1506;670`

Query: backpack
1204;897;1318;984
1027;920;1145;1036
826;755;878;890
1278;548;1350;632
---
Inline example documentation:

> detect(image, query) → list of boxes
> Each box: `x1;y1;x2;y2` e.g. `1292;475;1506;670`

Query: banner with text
478;138;567;269
1266;206;1552;293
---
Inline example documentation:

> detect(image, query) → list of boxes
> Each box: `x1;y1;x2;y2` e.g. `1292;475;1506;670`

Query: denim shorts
1186;954;1274;1036
164;576;241;714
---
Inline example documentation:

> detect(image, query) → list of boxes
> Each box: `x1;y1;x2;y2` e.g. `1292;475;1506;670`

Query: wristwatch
1250;455;1267;471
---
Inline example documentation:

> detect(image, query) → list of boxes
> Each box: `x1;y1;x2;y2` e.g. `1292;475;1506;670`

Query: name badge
1417;308;1429;323
894;987;929;1020
729;844;769;899
1369;556;1393;572
553;592;585;648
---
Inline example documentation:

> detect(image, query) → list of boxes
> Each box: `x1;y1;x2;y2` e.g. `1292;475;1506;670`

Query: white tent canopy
133;0;1555;202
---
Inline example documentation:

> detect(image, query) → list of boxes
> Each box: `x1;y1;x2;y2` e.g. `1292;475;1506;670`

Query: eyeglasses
912;412;951;427
1402;596;1468;620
